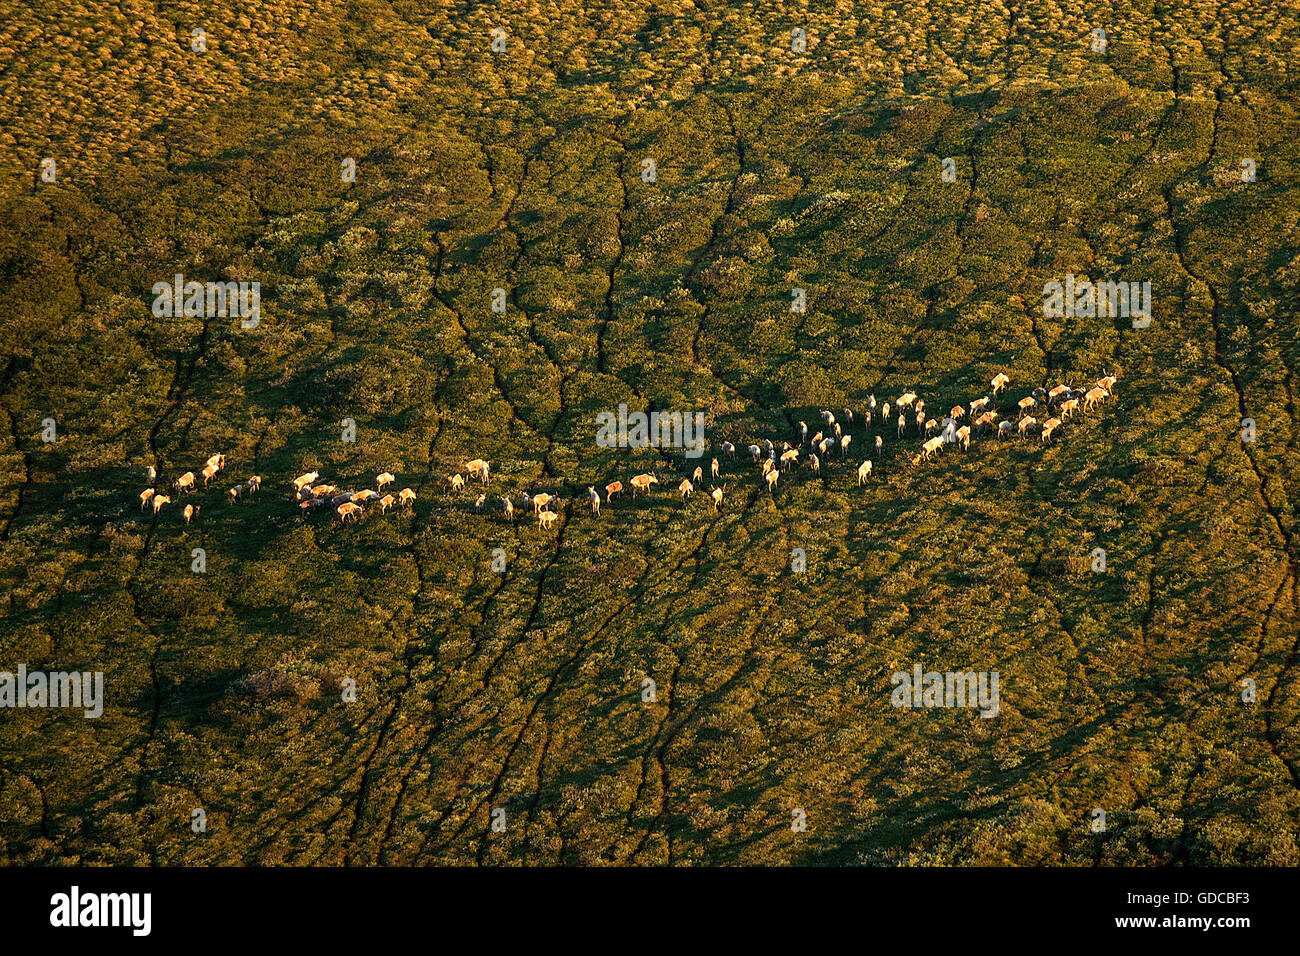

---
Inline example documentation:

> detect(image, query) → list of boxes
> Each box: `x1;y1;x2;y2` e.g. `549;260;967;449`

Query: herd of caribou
136;453;420;526
133;371;1117;530
137;453;262;525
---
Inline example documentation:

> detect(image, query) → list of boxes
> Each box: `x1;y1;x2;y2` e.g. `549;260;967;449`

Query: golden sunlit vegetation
1;1;1297;865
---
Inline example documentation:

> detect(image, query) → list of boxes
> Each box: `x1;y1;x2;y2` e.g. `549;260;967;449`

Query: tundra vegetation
0;0;1298;865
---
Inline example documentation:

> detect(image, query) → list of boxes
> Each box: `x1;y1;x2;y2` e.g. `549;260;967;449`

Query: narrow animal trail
377;529;520;859
127;289;221;860
1141;44;1300;791
431;232;552;453
629;608;773;863
625;484;792;864
492;134;572;479
342;365;455;864
687;94;747;369
552;501;739;857
0;356;33;545
1166;199;1300;790
1022;218;1057;387
597;136;630;378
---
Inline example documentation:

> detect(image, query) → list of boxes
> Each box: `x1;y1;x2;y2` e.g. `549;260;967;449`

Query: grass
0;0;1297;865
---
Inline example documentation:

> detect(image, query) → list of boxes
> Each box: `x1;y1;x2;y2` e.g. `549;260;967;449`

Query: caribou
991;372;1010;394
857;460;873;485
630;474;658;497
376;471;395;492
605;480;623;502
1084;386;1109;410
